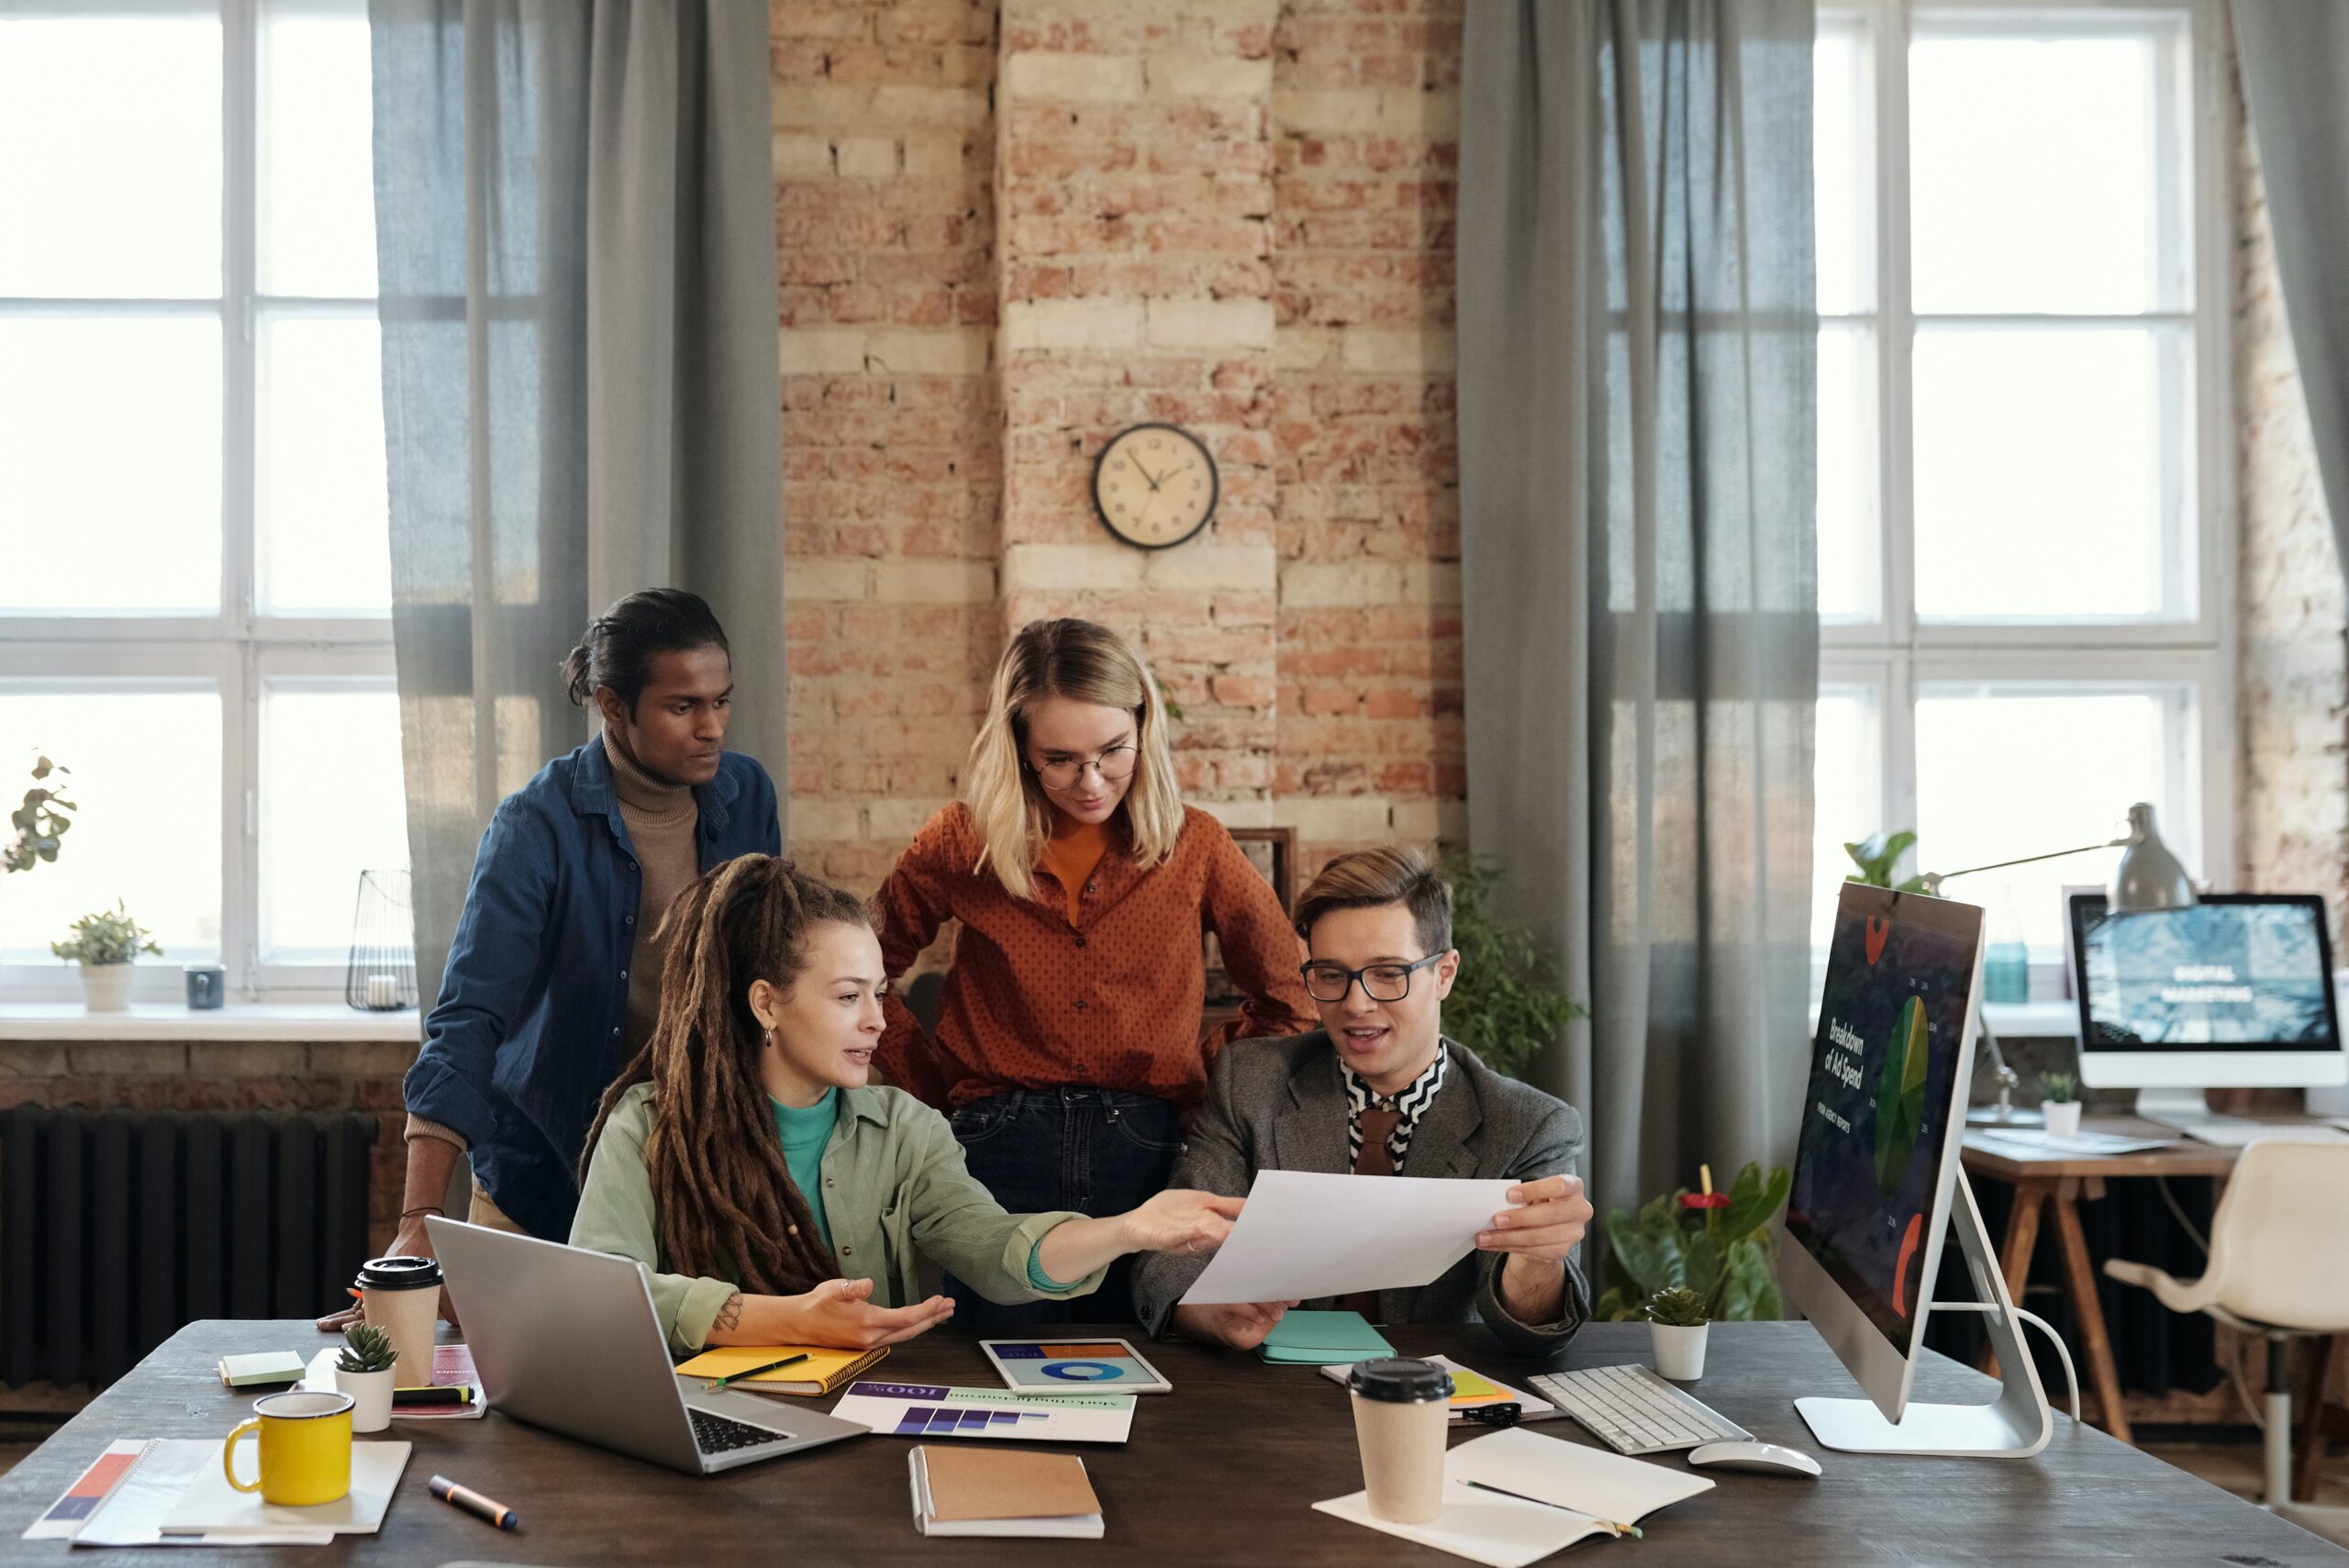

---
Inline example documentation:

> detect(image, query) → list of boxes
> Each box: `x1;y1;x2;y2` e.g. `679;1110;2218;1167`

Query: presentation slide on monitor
2081;901;2334;1051
1788;902;1973;1349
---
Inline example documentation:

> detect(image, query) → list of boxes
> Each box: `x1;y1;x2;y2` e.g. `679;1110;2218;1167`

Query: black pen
430;1474;518;1531
706;1351;810;1391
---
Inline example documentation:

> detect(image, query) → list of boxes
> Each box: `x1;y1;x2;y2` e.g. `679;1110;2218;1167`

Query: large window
1811;1;2232;985
0;0;404;999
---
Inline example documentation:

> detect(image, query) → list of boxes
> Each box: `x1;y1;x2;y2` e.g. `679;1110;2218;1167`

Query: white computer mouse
1686;1440;1823;1477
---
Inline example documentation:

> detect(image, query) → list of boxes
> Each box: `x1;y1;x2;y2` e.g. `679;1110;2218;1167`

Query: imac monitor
2069;892;2346;1099
1780;883;1985;1426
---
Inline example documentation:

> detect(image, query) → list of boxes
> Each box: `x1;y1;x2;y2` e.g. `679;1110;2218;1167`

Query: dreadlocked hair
580;855;873;1296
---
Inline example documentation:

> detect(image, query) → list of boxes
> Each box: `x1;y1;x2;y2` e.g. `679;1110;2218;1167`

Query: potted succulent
1646;1285;1711;1380
50;901;161;1013
336;1323;398;1432
2039;1071;2083;1139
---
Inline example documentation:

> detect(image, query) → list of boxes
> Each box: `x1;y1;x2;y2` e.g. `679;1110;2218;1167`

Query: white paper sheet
161;1440;409;1537
65;1440;336;1549
1444;1427;1713;1524
1972;1129;2174;1155
1313;1481;1602;1566
301;1344;485;1418
829;1382;1135;1444
1179;1169;1518;1306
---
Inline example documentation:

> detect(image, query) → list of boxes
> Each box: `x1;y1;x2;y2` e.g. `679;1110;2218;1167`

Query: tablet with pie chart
981;1339;1174;1395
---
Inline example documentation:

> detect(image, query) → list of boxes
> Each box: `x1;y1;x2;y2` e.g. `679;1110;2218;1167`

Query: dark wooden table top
6;1319;2343;1566
1962;1115;2247;1180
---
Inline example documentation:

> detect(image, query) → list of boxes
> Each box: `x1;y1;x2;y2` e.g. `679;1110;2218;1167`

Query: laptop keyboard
1528;1363;1752;1454
691;1407;784;1455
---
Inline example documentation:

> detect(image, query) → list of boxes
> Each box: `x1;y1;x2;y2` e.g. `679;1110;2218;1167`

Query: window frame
1817;0;2237;984
0;0;393;1003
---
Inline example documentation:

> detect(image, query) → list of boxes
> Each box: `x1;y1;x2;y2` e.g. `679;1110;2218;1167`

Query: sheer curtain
2235;0;2349;585
1457;0;1819;1217
370;1;785;1000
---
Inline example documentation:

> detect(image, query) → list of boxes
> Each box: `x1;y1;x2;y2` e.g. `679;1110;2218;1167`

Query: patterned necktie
1341;1107;1404;1321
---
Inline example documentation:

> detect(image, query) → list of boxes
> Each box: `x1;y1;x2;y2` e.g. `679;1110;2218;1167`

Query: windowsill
0;1001;419;1043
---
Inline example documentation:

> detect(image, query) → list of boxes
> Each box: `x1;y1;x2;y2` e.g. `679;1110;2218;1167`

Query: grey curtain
371;1;785;1003
1457;1;1818;1223
2234;1;2349;585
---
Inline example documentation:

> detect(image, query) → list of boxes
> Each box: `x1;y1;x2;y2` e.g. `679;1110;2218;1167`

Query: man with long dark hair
321;589;778;1329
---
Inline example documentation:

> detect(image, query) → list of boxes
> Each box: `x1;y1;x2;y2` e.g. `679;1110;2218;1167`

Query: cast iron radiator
0;1106;378;1388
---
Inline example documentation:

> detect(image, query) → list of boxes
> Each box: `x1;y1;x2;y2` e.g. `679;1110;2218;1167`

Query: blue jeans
945;1087;1186;1326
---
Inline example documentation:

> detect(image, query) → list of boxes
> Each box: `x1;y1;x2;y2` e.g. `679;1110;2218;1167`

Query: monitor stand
2130;1086;2249;1137
1797;1172;2054;1458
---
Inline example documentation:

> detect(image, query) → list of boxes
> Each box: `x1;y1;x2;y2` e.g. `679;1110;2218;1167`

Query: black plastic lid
1346;1358;1454;1404
355;1254;442;1291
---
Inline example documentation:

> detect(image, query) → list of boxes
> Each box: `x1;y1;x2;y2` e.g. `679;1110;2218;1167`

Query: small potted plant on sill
1646;1285;1711;1381
50;900;161;1014
2040;1071;2083;1139
336;1323;398;1433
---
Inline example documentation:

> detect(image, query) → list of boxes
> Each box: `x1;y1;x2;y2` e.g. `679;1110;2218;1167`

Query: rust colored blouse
872;804;1316;1113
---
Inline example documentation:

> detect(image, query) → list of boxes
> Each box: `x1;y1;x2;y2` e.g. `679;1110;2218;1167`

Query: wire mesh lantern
345;869;419;1012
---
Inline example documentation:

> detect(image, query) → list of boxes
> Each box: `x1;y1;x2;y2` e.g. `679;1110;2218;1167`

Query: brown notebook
910;1445;1104;1539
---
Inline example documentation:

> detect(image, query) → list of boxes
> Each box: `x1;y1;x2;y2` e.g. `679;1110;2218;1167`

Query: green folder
1258;1310;1397;1364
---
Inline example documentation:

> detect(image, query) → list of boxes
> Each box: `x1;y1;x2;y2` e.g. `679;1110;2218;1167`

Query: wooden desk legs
2297;1332;2345;1503
1982;1175;2133;1444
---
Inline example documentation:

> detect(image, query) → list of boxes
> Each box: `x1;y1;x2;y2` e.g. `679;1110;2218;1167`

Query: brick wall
776;0;1468;895
2231;48;2349;934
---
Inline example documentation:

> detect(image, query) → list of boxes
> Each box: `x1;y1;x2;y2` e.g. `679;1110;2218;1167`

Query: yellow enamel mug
221;1390;354;1506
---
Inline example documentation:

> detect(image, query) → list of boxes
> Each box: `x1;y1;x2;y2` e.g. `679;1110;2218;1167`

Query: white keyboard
2171;1120;2349;1148
1528;1362;1753;1455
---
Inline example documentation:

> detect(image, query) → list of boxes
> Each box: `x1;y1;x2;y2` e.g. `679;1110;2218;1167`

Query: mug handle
222;1418;263;1493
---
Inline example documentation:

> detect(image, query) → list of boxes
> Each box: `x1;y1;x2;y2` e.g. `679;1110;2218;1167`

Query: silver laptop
429;1217;867;1474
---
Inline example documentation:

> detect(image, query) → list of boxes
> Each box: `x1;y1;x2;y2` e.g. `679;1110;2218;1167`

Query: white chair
2104;1139;2349;1544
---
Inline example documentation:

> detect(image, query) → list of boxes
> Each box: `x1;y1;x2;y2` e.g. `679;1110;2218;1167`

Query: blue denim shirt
402;738;780;1240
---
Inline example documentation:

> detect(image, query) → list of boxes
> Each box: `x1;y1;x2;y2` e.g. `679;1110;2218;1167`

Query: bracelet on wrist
400;1205;446;1220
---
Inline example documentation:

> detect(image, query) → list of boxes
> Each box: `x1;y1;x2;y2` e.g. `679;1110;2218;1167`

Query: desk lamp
1919;803;2198;1127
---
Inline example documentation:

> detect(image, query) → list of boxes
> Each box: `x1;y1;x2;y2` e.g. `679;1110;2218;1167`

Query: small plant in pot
1646;1285;1711;1381
50;900;160;1013
336;1323;398;1432
2039;1071;2083;1139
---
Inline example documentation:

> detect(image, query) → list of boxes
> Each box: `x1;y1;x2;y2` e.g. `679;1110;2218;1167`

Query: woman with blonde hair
873;617;1313;1325
571;854;1242;1353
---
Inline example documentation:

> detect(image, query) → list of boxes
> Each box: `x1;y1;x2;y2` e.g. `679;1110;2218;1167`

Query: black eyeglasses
1298;951;1446;1004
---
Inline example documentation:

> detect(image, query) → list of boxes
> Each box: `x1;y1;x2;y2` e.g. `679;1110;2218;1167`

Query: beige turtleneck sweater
602;730;702;1058
405;731;701;1158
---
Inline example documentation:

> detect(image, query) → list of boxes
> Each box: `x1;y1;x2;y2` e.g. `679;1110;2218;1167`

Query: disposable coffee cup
356;1255;442;1388
1348;1358;1453;1524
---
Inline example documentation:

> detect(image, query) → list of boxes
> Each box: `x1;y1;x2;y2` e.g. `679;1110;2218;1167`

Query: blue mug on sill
184;964;226;1010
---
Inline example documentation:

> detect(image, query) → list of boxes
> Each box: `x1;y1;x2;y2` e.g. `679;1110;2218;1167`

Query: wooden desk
1961;1116;2247;1445
6;1319;2343;1565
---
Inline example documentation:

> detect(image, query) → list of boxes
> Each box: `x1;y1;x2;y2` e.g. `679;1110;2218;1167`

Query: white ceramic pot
1650;1320;1709;1381
78;962;134;1013
335;1364;395;1433
2042;1100;2083;1138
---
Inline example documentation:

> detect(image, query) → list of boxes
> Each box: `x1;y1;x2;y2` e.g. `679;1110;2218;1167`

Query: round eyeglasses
1030;744;1139;793
1298;951;1446;1004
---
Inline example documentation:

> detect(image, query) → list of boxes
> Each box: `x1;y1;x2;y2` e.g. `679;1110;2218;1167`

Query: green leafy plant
1645;1285;1709;1328
5;755;75;876
337;1323;396;1374
1595;1161;1793;1323
1436;850;1587;1082
1843;829;1929;894
2039;1071;2080;1106
50;901;161;966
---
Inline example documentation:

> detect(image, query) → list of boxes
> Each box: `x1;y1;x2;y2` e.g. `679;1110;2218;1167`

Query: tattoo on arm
715;1293;743;1332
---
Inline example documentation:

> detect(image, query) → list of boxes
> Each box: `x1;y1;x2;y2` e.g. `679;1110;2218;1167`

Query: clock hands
1132;457;1164;492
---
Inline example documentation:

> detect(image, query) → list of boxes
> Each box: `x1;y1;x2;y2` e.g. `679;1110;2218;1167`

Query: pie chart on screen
1875;995;1929;1194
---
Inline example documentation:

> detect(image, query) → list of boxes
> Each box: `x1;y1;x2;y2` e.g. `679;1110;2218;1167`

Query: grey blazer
1132;1030;1591;1357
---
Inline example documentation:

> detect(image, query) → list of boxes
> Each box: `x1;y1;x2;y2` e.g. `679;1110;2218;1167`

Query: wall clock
1090;423;1218;550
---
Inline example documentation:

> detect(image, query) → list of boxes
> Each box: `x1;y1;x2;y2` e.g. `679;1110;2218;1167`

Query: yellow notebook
672;1343;888;1396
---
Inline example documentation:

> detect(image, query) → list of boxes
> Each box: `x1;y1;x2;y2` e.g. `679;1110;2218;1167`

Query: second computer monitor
2069;892;2346;1094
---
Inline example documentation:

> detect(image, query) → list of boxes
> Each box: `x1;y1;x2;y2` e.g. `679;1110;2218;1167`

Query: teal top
770;1091;838;1250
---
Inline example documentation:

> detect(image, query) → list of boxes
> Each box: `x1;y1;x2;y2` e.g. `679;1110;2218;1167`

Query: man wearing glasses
1132;845;1595;1353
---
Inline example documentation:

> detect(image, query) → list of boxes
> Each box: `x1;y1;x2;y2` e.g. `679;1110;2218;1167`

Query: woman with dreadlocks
571;854;1244;1352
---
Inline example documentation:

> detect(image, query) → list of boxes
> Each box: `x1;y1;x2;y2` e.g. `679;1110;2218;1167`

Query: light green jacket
570;1082;1106;1353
